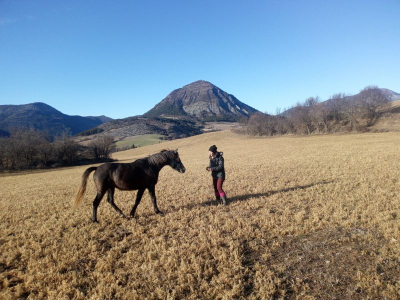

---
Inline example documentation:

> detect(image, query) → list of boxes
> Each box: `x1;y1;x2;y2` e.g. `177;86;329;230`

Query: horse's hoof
155;210;164;215
92;220;99;224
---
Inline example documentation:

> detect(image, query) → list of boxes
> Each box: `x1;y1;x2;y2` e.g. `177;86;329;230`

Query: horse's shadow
173;180;334;211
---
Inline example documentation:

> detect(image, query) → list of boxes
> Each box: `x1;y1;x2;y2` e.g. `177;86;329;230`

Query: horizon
1;83;400;120
1;1;399;119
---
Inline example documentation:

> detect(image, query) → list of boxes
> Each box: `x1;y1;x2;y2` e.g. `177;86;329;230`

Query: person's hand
206;167;211;171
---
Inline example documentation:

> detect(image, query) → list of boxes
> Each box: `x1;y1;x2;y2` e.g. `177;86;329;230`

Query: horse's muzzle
180;167;186;173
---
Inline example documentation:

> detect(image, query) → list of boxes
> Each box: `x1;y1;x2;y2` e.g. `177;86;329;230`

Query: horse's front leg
130;188;145;218
148;185;162;215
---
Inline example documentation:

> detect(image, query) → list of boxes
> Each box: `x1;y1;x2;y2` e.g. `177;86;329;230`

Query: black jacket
209;152;225;179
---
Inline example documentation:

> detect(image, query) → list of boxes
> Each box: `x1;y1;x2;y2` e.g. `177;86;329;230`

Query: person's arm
206;157;212;171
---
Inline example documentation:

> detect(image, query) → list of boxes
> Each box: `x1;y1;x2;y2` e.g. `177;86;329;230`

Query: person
206;145;227;205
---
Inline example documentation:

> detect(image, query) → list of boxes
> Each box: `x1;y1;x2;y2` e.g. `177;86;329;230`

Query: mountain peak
183;80;215;88
144;80;258;121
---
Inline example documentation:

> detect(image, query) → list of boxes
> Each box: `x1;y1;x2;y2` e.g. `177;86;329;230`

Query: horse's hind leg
107;187;127;219
92;191;106;223
148;185;162;215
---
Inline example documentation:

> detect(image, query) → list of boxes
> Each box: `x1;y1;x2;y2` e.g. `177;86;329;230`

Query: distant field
1;131;400;299
115;134;164;150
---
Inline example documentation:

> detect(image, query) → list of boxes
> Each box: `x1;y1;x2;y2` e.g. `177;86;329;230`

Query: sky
1;0;399;119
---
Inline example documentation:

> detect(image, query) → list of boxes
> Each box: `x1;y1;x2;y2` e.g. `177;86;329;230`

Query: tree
37;140;54;167
54;135;83;164
342;95;360;131
327;93;347;122
314;102;331;133
357;86;390;126
88;135;115;160
0;138;7;168
275;115;288;135
246;113;277;136
291;97;320;134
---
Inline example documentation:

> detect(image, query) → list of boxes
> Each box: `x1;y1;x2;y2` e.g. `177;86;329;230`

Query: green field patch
115;134;164;150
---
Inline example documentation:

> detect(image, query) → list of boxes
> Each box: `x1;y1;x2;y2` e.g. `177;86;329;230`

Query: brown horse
74;149;186;222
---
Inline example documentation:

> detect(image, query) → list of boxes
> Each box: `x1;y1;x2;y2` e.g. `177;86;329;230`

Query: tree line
0;129;116;171
241;86;391;136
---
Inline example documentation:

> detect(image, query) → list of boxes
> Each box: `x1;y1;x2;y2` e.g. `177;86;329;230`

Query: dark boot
221;196;227;206
215;196;220;205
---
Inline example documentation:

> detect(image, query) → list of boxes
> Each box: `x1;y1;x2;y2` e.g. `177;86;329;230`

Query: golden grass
1;131;400;299
371;100;400;132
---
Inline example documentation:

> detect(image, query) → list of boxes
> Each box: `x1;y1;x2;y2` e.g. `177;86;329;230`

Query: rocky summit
144;80;258;121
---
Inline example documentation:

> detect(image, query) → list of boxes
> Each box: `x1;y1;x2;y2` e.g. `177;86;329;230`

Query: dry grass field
1;131;400;299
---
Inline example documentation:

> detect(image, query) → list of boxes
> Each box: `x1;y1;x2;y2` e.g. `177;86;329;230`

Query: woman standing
206;145;227;205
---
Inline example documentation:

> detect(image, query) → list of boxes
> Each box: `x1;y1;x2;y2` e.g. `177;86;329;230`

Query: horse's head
169;149;186;173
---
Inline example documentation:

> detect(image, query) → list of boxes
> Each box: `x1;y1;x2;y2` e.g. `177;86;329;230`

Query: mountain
77;80;255;141
0;102;111;138
380;89;400;101
86;115;113;123
144;80;258;121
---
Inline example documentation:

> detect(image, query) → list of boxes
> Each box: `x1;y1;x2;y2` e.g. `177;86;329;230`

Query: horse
74;149;186;222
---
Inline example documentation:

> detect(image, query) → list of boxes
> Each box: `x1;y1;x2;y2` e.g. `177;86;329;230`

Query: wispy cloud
0;17;17;26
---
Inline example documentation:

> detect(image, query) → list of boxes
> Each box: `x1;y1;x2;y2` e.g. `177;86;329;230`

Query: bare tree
242;86;391;136
291;97;320;134
357;86;390;126
238;117;249;127
327;93;347;122
6;137;26;169
17;129;46;166
314;102;330;133
54;135;82;164
342;95;361;131
0;138;7;168
37;141;54;166
88;135;115;160
275;115;288;135
247;113;262;136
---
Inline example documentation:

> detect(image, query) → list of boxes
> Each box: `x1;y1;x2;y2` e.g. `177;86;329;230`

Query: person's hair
209;145;217;153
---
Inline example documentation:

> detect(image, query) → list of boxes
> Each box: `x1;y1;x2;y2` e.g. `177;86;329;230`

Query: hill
381;88;400;101
0;102;111;137
370;99;400;131
144;80;258;121
91;116;203;140
1;131;400;299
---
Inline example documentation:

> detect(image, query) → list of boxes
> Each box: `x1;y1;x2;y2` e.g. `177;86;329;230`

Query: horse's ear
174;149;178;153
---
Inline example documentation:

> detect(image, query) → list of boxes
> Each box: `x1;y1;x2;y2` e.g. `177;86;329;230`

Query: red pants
213;178;226;198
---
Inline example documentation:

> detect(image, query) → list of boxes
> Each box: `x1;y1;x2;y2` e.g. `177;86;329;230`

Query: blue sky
1;1;399;119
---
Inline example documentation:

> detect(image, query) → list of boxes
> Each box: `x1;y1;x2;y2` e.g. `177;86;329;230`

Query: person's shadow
170;180;334;212
227;180;333;205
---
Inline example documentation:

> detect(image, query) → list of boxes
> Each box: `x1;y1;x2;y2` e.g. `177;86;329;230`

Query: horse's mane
147;150;175;166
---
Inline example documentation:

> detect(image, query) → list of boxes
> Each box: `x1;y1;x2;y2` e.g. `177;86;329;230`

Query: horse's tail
74;167;97;207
